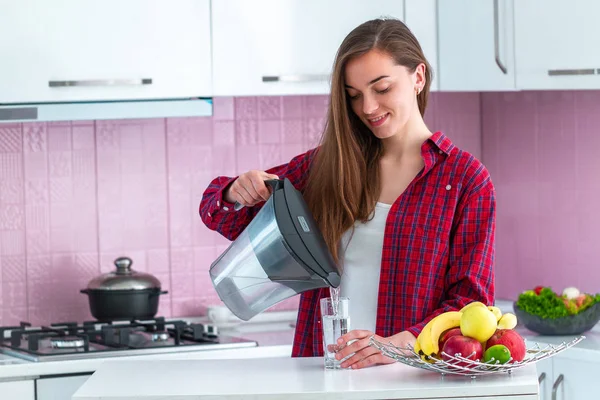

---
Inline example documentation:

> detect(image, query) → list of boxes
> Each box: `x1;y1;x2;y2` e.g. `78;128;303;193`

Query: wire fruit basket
369;335;585;378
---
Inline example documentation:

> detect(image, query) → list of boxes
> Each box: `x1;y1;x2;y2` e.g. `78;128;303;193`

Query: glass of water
320;297;351;369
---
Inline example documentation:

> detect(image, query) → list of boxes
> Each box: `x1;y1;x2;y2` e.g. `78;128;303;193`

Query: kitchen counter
73;356;540;400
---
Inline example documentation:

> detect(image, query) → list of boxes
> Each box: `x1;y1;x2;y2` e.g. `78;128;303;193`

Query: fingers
229;171;279;207
345;351;393;369
335;335;370;361
337;329;373;346
250;175;272;201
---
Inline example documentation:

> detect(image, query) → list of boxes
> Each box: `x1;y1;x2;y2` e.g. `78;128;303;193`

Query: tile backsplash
482;91;600;300
0;93;481;326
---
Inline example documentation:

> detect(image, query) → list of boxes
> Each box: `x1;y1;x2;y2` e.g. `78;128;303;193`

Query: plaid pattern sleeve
199;149;316;241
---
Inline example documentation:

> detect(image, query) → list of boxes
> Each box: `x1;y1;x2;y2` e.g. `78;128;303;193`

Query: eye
376;87;391;95
347;92;361;100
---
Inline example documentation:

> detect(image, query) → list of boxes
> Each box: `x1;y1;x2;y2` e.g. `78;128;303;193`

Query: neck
381;113;432;162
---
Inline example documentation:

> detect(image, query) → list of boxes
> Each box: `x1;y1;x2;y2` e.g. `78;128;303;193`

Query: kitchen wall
0;93;481;326
482;91;600;300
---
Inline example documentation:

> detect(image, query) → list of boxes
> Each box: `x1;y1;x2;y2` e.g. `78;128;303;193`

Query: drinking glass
320;297;351;369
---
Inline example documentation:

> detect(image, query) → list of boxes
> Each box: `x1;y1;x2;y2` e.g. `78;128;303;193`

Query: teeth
370;114;387;122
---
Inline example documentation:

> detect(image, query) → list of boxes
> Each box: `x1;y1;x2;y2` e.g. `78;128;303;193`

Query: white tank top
338;202;391;333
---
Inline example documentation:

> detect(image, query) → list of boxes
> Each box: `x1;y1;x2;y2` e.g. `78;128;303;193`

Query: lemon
483;344;511;364
460;306;498;342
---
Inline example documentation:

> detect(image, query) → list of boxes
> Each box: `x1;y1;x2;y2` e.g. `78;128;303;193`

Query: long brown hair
304;18;432;263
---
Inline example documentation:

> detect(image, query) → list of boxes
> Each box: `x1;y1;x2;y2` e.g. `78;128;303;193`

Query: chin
371;128;397;140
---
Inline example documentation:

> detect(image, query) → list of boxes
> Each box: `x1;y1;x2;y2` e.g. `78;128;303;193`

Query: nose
362;94;379;116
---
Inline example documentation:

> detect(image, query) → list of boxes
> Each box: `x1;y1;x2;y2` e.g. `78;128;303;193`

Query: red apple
438;327;462;351
441;335;483;367
486;329;526;362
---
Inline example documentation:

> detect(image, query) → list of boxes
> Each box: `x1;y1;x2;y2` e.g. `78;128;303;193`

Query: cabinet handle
538;372;546;384
551;374;564;400
493;0;508;74
262;74;329;83
48;78;153;88
548;68;596;76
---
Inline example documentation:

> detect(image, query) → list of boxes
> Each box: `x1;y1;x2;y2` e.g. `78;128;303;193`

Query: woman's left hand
334;330;417;369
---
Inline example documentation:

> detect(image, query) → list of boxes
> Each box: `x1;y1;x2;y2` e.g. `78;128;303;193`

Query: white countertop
73;356;540;400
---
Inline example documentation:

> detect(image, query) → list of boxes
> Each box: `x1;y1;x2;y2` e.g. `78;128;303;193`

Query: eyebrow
344;75;389;89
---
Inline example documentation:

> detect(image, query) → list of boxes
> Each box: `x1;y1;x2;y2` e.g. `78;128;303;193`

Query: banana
460;301;487;313
487;306;503;321
413;339;421;355
417;321;433;354
497;312;518;329
417;311;463;359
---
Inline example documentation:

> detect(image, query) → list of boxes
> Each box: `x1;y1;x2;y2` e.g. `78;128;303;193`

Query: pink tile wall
482;91;600;300
0;93;481;326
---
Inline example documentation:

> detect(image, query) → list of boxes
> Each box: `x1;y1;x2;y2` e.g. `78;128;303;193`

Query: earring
416;87;422;95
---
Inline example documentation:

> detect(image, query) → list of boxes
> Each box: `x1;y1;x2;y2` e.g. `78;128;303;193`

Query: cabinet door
0;0;211;104
535;358;553;400
437;0;516;91
36;374;92;400
405;0;438;92
515;0;600;89
0;380;35;400
551;355;596;400
211;0;404;96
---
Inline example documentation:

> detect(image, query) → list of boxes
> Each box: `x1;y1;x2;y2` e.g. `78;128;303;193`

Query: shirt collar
425;131;454;155
420;131;454;173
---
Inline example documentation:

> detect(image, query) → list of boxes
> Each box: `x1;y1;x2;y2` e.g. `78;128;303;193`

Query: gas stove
0;317;257;362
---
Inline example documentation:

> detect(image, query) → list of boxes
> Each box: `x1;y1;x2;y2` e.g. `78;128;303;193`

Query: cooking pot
81;256;168;321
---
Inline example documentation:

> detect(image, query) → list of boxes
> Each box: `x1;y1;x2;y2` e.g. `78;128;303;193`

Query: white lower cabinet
0;379;35;400
36;374;92;400
536;357;553;400
536;352;595;400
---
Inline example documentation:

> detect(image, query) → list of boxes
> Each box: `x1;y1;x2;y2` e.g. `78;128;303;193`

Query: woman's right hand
224;170;279;207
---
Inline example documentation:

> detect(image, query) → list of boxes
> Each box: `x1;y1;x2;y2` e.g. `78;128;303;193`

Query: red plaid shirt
200;131;496;357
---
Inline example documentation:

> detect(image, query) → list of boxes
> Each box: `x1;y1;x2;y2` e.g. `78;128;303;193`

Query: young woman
199;18;496;370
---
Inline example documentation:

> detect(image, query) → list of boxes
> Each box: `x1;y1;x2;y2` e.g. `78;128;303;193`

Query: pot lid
87;257;161;291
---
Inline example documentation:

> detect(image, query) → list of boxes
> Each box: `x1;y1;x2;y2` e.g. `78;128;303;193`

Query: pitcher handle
233;179;284;211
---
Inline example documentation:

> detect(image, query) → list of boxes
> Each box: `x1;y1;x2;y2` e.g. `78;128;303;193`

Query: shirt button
439;150;443;154
445;184;452;190
207;212;212;218
217;200;220;207
223;206;229;211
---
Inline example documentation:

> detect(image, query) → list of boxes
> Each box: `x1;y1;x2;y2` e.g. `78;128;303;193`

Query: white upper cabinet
211;0;405;96
437;0;516;91
404;0;439;92
515;0;600;90
0;0;212;104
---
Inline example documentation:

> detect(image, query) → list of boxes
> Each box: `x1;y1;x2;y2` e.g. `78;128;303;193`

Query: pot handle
80;289;89;295
160;290;168;295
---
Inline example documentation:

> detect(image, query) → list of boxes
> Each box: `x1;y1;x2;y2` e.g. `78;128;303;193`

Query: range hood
0;98;213;123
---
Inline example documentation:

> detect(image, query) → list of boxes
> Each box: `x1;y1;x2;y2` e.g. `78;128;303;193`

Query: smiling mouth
367;113;389;127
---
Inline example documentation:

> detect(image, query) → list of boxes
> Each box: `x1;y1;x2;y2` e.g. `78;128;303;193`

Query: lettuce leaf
516;287;600;319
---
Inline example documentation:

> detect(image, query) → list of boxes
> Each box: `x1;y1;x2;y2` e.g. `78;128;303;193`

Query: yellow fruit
497;312;518;329
460;306;498;342
413;340;421;356
417;311;463;359
487;306;502;321
460;301;487;313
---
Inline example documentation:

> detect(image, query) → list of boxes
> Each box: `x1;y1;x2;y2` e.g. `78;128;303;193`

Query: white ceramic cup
207;305;236;323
